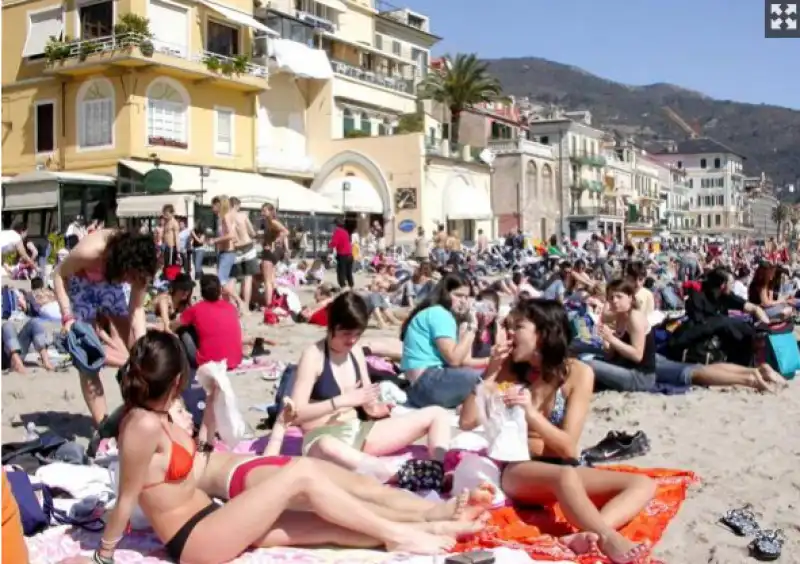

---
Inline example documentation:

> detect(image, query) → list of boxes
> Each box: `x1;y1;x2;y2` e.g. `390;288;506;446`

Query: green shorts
301;419;375;455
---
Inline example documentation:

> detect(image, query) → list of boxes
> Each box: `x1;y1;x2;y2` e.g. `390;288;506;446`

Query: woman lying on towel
99;330;463;564
459;299;654;564
291;291;452;483
164;398;492;533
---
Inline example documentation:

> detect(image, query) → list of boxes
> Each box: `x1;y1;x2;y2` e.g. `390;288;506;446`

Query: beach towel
454;465;698;564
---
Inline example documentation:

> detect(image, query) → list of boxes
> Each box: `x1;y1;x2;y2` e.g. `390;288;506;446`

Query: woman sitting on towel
459;299;655;564
98;330;463;564
291;292;452;483
748;263;794;321
53;229;158;427
399;273;484;408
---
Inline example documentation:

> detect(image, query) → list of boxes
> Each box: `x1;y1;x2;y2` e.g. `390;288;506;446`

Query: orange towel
454;466;698;563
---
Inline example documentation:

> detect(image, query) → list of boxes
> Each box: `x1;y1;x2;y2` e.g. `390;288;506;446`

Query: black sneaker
580;431;650;464
252;337;270;358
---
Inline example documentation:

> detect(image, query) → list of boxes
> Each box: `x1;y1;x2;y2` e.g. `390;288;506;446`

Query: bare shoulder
299;340;325;363
120;408;162;441
566;359;595;389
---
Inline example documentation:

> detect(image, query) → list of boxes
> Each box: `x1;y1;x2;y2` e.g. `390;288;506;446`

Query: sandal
749;529;785;561
720;504;760;536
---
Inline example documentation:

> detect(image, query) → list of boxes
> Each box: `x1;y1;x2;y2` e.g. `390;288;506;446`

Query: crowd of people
1;208;796;564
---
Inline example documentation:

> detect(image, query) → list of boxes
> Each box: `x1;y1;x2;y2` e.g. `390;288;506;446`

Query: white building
654;138;751;239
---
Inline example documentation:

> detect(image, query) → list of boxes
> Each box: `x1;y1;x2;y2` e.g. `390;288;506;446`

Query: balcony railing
570;151;606;167
487;138;554;159
425;139;487;164
638;190;660;200
331;58;414;94
295;10;337;32
45;33;269;81
570;179;603;192
569;205;624;218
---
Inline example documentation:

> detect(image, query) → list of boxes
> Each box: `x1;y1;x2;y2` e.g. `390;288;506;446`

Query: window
374;34;383;50
361;52;374;71
77;79;114;149
215;107;234;155
442;122;450;140
542;165;553;197
526;161;538;197
410;47;428;77
392;40;401;56
540;135;549;145
207;20;239;56
147;78;189;148
342;108;354;136
35;101;55;153
700;158;707;168
80;1;113;39
714;158;721;168
264;12;313;46
23;7;65;57
379;118;391;136
715;214;721;226
360;112;371;135
716;195;724;206
677;161;682;168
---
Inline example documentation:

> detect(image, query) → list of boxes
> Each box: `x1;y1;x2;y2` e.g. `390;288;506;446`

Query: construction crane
662;106;700;139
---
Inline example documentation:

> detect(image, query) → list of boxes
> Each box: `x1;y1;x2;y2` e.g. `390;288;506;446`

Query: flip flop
749;529;785;561
720;504;760;537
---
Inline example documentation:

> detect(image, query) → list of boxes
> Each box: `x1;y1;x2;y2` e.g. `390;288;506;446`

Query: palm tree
772;203;789;240
417;53;502;147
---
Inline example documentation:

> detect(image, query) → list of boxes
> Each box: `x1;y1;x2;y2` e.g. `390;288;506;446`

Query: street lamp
199;166;210;205
342;180;351;217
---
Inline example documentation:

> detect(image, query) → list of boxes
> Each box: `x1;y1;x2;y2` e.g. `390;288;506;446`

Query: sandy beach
2;278;799;562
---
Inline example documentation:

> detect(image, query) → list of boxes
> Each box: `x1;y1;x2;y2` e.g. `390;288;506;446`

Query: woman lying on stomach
459;299;655;564
99;330;460;564
291;292;452;483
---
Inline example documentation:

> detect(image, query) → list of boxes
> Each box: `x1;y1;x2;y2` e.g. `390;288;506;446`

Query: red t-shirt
180;300;242;369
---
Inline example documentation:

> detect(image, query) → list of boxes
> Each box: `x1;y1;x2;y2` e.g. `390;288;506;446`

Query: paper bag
476;384;530;462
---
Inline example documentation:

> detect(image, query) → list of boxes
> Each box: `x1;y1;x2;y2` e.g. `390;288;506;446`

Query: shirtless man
260;203;289;308
209;196;246;311
433;224;448;266
229;197;259;309
161;204;180;266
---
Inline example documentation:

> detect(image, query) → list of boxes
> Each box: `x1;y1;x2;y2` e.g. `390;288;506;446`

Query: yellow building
2;0;494;244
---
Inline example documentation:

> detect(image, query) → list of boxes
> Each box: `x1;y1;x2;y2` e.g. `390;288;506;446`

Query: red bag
164;265;181;281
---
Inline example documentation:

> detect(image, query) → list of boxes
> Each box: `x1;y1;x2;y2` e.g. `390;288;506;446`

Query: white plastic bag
196;361;246;447
452;452;507;507
476;384;530;462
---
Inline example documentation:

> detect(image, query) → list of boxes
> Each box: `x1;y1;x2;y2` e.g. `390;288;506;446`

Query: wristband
62;313;75;325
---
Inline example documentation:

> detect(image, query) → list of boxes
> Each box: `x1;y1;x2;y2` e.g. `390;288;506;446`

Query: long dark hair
400;273;466;340
120;331;190;408
748;264;775;303
511;299;571;385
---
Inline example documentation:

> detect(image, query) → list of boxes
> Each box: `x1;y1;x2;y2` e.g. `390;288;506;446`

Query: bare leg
363;406;451;461
241;275;253;311
691;363;767;390
9;352;26;374
381;308;401;325
502;463;653;564
79;371;107;426
261;260;275;307
359;337;403;361
185;458;454;562
37;346;55;371
371;309;388;329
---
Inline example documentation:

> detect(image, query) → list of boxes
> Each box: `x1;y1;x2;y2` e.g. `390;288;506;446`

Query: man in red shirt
328;218;354;288
179;274;242;370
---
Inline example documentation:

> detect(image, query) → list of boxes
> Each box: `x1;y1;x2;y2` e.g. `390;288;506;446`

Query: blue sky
399;0;800;110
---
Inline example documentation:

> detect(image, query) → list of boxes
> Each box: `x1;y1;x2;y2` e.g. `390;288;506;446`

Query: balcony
43;33;269;92
568;205;625;218
638;190;660;201
487;138;554;159
570;151;606;168
570;179;603;192
425;139;487;165
331;58;414;95
295;10;337;33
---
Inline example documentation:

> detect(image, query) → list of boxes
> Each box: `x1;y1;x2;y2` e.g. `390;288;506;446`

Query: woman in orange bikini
98;331;467;564
53;229;157;428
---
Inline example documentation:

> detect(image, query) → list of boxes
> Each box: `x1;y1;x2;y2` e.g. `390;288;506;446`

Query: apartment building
655;160;694;241
601;142;634;241
627;153;662;240
1;0;337;235
655;138;751;240
528;112;610;240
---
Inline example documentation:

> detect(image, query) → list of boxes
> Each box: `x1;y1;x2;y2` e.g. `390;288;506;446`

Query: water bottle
24;422;39;441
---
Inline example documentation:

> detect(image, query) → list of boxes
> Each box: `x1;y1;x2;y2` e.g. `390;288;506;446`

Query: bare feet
419;516;486;537
599;533;650;564
385;528;454;554
427;483;496;523
10;353;26;374
561;532;599;555
758;364;788;391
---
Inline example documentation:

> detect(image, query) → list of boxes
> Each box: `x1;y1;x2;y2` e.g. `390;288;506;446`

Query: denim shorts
217;251;237;284
654;354;694;387
406;366;483;409
584;358;656;392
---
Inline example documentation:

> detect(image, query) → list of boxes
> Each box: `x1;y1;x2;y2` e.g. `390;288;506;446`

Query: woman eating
98;331;460;564
53;229;157;427
460;299;654;564
400;273;484;408
151;273;194;332
586;280;658;392
291;292;452;483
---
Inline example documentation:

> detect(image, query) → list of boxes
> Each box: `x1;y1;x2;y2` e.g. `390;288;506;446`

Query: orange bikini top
141;417;195;490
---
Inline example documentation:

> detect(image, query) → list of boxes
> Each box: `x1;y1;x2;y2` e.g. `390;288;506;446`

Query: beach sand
2;278;799;562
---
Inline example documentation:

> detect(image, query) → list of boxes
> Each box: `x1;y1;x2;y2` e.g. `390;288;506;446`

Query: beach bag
475;384;529;462
754;324;800;379
681;335;727;365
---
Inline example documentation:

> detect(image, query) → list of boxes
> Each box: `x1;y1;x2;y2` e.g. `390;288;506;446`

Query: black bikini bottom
165;502;219;561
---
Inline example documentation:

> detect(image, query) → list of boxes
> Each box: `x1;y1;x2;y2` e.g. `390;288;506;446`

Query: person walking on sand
329;219;354;289
230;197;259;310
162;204;181;266
260;203;289;308
209;196;246;312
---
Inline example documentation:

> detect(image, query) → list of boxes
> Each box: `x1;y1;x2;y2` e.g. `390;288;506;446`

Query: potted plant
44;36;73;64
139;39;154;57
116;13;153;50
203;55;221;73
78;40;99;61
232;55;249;76
220;60;235;76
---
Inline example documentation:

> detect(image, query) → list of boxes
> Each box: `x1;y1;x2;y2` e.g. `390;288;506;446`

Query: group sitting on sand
3;220;796;564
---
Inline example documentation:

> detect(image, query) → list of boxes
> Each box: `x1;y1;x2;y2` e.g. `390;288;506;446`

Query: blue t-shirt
400;305;457;371
542;279;565;301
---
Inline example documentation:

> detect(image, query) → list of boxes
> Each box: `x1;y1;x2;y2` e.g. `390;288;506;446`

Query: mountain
485;57;800;187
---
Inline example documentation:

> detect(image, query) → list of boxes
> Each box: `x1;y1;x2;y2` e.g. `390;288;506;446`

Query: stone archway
310;150;393;217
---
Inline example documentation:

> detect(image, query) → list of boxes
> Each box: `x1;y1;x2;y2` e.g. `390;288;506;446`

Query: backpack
754;323;800;379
